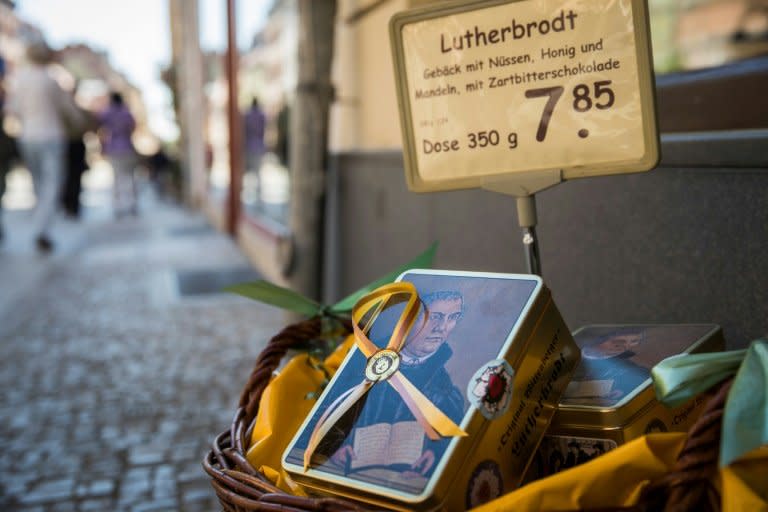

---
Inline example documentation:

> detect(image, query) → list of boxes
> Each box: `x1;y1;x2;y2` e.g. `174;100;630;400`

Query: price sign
390;0;659;192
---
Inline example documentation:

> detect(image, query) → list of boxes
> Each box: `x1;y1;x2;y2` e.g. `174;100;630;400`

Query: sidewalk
0;186;285;511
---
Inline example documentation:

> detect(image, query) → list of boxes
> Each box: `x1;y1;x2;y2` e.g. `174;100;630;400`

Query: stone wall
325;142;768;349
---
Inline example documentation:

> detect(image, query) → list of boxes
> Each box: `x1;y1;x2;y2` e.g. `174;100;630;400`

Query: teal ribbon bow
651;349;746;409
652;339;768;467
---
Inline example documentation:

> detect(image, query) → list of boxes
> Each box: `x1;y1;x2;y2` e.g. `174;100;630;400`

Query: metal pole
516;195;542;276
522;226;542;275
225;0;243;236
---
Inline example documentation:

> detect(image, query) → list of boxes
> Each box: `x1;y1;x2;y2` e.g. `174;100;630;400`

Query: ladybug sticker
468;359;514;420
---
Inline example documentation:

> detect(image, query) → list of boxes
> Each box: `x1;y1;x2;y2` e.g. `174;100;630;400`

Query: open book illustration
351;421;424;470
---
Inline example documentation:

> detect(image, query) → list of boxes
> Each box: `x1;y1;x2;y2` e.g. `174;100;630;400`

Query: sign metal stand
390;0;659;275
518;195;541;275
481;169;563;276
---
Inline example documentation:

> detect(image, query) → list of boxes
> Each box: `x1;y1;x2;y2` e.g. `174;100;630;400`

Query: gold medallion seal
365;349;400;382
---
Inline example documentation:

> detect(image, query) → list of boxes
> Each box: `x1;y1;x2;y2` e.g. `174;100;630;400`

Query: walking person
98;92;138;217
0;84;20;243
5;41;80;252
243;97;266;207
61;82;94;218
274;99;290;168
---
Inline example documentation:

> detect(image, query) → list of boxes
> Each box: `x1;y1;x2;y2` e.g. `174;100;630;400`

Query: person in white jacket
5;41;82;252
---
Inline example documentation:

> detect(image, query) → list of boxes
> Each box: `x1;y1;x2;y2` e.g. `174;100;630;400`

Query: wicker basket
203;317;730;512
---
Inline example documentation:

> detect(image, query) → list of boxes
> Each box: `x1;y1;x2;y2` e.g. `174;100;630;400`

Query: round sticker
644;418;668;434
468;359;515;420
364;349;400;382
466;460;503;509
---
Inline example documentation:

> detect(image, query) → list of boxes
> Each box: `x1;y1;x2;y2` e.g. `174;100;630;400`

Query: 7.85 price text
420;80;615;155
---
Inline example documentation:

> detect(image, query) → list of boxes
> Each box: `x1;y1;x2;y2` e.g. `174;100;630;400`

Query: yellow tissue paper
245;336;354;494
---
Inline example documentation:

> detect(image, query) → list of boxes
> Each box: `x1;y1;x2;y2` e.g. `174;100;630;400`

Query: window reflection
650;0;768;73
238;1;296;226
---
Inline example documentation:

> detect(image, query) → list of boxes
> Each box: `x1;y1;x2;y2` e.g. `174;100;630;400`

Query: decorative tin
530;323;724;478
282;270;580;510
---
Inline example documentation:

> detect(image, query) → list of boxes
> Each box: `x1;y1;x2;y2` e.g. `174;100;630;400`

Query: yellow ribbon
303;282;467;471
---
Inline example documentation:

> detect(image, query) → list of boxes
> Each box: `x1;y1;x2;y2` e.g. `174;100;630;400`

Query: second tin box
531;323;724;477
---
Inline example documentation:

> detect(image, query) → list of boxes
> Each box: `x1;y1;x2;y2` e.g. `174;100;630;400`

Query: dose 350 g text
422;130;519;154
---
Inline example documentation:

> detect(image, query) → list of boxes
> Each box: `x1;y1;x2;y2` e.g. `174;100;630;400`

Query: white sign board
390;0;659;192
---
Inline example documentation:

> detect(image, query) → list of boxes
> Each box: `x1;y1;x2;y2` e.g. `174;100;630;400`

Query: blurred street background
1;0;767;510
0;178;283;511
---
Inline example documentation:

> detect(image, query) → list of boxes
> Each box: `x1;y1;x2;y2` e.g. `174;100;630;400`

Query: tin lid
554;324;722;428
281;270;546;506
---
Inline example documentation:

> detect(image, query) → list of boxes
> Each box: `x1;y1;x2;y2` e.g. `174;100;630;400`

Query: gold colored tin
531;324;723;478
282;270;580;510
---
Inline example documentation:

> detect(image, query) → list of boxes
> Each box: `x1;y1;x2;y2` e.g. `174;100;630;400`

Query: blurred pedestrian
5;42;81;252
0;81;21;243
144;146;180;200
274;100;290;168
243;96;265;205
61;82;94;218
98;91;137;217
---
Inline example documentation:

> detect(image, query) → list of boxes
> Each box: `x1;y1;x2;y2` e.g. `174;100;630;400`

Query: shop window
649;0;768;139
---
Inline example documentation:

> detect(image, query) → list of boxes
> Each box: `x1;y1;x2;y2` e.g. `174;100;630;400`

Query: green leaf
329;242;438;314
225;281;321;317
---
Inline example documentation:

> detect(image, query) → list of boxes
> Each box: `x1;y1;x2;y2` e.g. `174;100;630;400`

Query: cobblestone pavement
0;199;284;511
